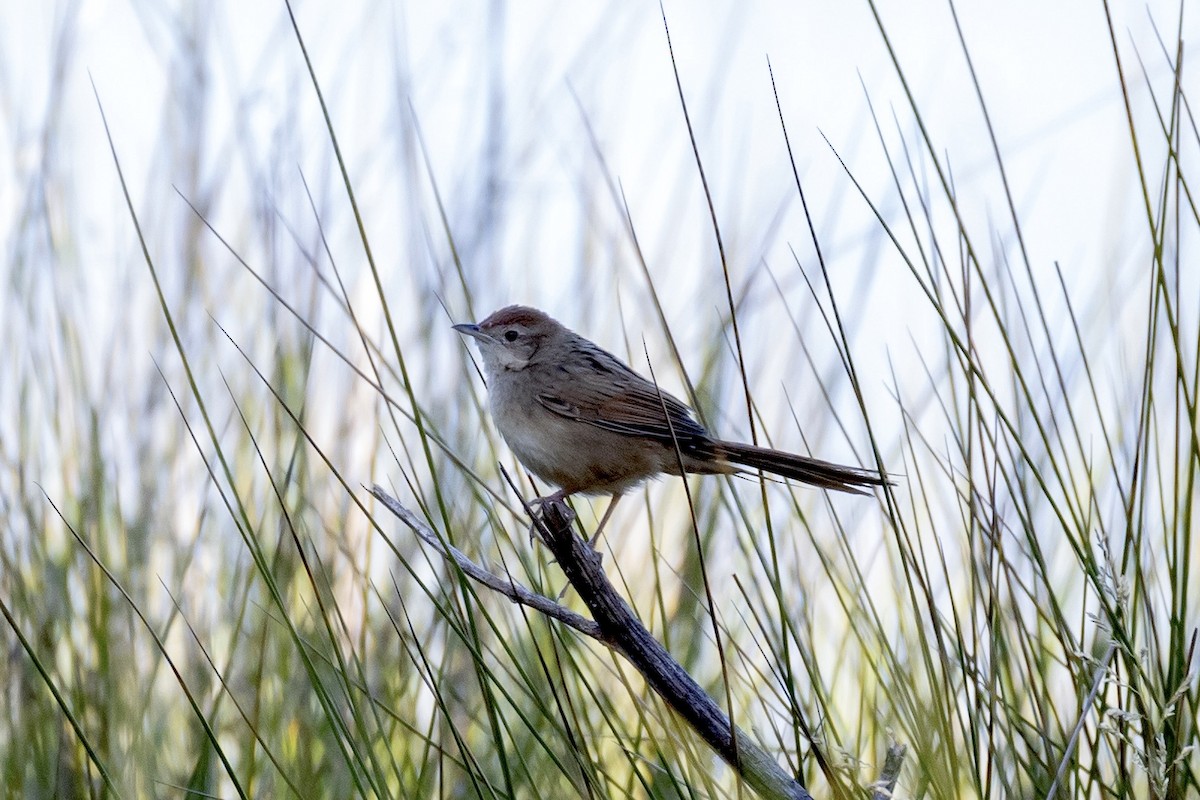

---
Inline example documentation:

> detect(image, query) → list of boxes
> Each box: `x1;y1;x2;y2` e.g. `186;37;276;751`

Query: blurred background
2;1;1197;797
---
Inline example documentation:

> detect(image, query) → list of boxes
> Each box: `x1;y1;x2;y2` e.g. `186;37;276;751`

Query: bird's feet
528;491;574;546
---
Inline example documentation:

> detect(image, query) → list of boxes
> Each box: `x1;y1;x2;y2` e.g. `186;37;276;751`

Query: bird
454;305;886;540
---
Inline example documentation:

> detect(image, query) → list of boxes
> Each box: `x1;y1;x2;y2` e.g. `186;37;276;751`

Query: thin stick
870;743;907;800
370;486;601;639
373;485;908;800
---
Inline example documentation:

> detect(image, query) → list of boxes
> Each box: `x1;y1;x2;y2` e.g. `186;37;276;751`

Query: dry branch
371;485;905;800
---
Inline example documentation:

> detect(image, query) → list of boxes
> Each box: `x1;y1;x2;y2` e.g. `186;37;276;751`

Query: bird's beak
452;322;486;341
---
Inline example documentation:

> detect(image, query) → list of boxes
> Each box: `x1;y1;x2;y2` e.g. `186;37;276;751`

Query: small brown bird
454;305;886;538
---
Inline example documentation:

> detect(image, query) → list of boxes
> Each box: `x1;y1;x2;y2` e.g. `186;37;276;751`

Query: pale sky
1;0;1194;455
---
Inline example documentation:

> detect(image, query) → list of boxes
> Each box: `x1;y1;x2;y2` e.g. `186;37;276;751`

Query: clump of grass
1;3;1195;799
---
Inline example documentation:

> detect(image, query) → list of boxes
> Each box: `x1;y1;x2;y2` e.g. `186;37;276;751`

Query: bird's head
453;305;561;373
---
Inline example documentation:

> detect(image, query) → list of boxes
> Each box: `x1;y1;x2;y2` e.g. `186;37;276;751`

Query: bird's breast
486;369;660;495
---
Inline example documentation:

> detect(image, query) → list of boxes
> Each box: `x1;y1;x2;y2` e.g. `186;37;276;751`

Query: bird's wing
534;342;710;445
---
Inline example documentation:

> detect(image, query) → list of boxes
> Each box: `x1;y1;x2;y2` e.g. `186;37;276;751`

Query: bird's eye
504;330;519;342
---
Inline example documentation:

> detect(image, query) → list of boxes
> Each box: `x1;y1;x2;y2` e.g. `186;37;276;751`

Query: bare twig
370;486;601;639
870;743;907;799
372;485;907;800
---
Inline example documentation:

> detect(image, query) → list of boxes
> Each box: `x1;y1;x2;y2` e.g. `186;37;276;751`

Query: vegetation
1;2;1195;798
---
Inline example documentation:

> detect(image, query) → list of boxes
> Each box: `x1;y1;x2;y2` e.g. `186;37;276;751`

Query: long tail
714;440;888;494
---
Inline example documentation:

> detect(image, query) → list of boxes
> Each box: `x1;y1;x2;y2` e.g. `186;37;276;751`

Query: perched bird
454;305;886;538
